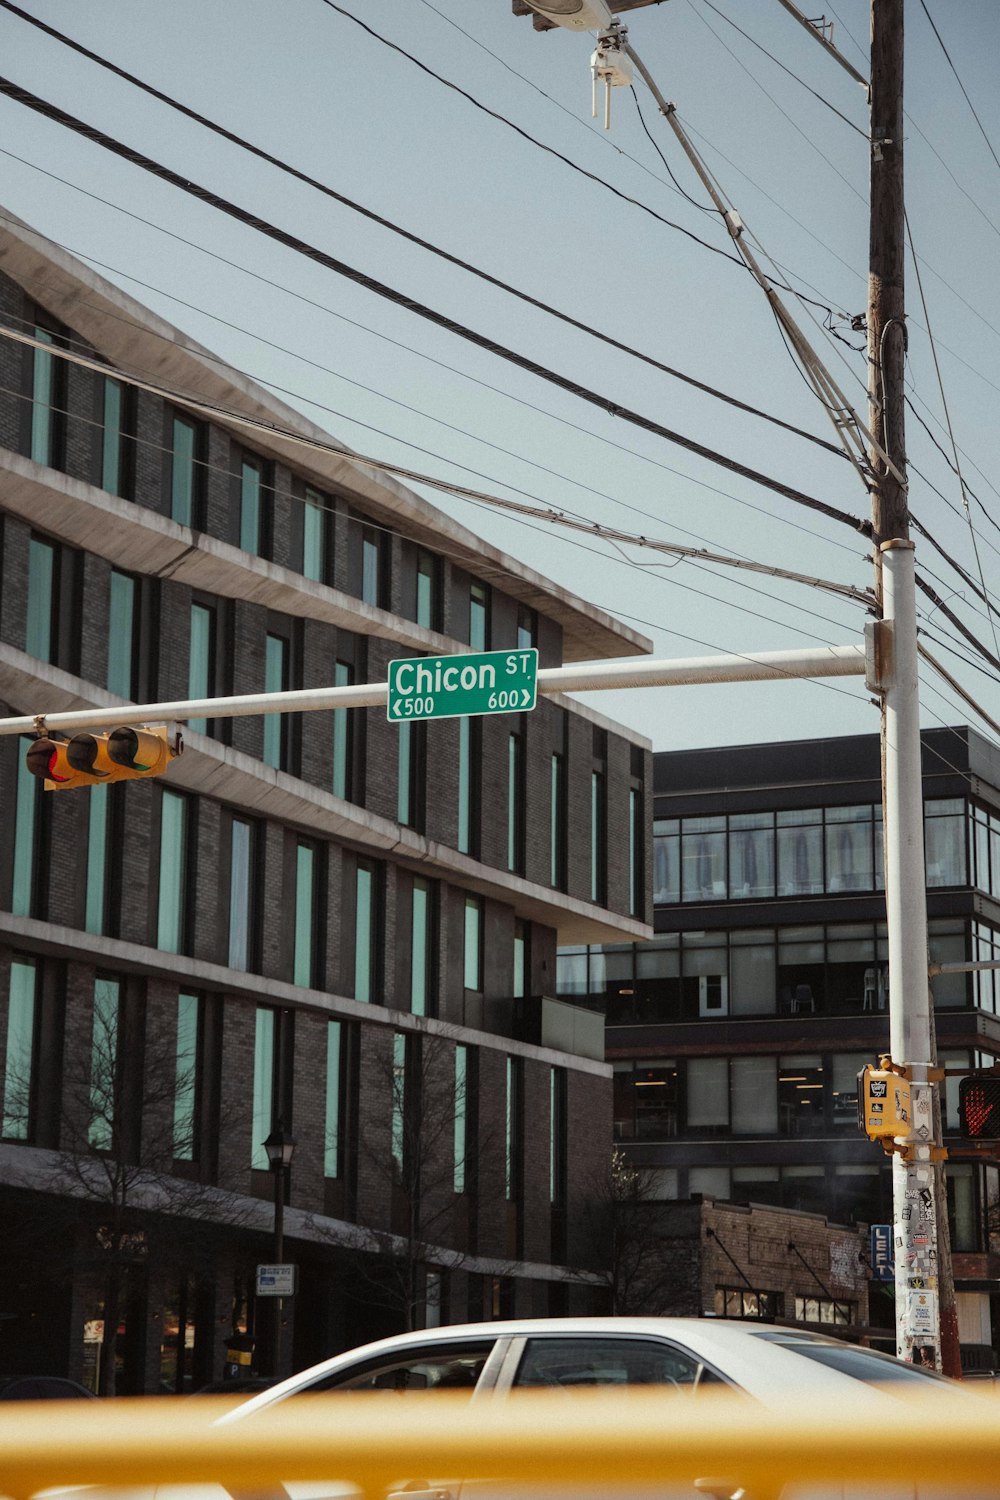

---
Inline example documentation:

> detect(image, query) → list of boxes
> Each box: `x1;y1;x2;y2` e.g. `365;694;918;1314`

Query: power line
0;77;869;539
0;2;845;461
918;0;1000;178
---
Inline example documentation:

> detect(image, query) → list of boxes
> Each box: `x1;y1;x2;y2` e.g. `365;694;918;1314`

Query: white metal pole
882;539;939;1363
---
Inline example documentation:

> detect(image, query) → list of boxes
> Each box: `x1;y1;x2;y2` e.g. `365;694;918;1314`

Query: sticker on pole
387;649;538;722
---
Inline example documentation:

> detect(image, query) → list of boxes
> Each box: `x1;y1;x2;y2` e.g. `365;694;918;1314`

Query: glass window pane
229;819;251;971
157;791;187;953
30;329;54;465
411;878;429;1016
26;536;54;661
107;571;135;699
85;784;109;936
240;461;261;553
825;807;874;892
730;937;776;1016
732;1056;777;1132
464;897;481;991
653;820;680;904
513;922;526;1001
89;977;120;1150
925;802;967;886
171;416;196;525
682;822;726;901
729;824;775;899
294;844;315;988
686;1057;728;1128
173;992;199;1161
251;1008;275;1169
324;1021;341;1178
355;864;373;1003
12;750;38;919
469;583;487;650
303;489;325;582
263;634;286;769
102;378;123;495
188;603;212;736
332;660;352;801
777;821;823;896
454;1045;467;1193
362;533;380;605
392;1033;406;1173
2;960;36;1139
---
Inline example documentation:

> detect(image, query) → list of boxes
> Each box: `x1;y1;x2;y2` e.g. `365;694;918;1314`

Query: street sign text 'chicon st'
387;649;538;722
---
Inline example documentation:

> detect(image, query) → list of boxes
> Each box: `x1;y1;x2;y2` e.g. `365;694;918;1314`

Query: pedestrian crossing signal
958;1076;1000;1139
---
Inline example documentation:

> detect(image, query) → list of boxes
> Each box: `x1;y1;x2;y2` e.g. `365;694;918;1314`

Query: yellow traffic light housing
857;1064;912;1141
26;724;181;790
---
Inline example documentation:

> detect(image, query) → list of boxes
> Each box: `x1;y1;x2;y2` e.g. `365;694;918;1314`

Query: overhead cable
0;77;868;537
0;3;843;459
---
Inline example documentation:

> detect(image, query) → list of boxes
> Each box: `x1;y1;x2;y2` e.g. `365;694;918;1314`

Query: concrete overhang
0;212;652;665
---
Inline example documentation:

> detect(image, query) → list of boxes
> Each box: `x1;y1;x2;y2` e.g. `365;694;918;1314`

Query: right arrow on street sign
387;649;538;723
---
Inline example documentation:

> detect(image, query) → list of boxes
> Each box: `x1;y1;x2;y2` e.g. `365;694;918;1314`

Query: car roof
224;1316;913;1422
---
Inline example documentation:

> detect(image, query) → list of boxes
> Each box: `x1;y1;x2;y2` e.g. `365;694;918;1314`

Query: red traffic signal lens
26;738;70;782
958;1076;1000;1139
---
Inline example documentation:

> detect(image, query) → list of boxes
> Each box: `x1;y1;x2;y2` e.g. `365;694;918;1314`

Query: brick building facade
0;213;652;1392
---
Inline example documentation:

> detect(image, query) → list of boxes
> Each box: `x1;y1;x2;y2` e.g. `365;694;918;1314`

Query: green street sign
387;649;538;722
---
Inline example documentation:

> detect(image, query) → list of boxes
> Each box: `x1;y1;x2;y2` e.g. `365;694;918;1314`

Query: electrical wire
0;186;865;566
0;3;846;461
918;0;1000;178
0;78;870;539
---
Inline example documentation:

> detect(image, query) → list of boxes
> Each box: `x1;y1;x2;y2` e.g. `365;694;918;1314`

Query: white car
224;1316;951;1412
208;1317;965;1500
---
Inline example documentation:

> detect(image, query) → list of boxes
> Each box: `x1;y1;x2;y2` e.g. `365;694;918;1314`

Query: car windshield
773;1340;951;1385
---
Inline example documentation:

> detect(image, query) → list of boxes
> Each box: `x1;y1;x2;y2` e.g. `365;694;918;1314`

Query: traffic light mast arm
0;643;868;740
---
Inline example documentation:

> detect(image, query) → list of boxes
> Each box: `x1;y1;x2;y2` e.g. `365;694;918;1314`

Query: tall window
332;660;353;800
89;976;120;1151
505;1056;523;1202
12;746;40;919
516;605;536;651
324;1020;343;1178
391;1033;407;1176
262;632;288;769
2;959;37;1140
293;842;318;988
453;1045;468;1194
250;1007;277;1169
187;601;214;736
550;750;566;889
513;920;528;1000
464;896;483;992
228;817;256;971
302;486;330;584
550;1067;567;1205
507;731;524;875
107;570;136;699
85;784;110;936
629;785;643;917
30;324;61;467
173;992;200;1162
101;376;130;497
411;877;432;1016
25;535;55;662
157;790;189;954
415;550;438;629
354;861;375;1003
170;414;201;527
361;525;384;606
397;721;426;830
457;716;480;857
240;456;266;555
591;769;606;904
469;581;489;650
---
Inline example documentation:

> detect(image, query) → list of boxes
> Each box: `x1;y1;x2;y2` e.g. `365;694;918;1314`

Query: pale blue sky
2;0;998;755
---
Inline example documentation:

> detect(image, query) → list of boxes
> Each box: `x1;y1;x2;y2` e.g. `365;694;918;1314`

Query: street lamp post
263;1120;296;1379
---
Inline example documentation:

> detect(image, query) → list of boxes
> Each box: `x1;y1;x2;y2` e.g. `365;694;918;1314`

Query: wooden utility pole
868;0;961;1380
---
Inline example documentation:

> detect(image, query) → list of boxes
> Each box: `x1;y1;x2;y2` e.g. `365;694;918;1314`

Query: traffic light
857;1065;912;1141
958;1075;1000;1139
26;725;180;790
